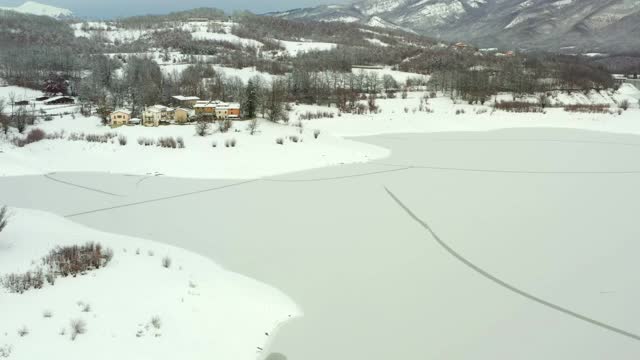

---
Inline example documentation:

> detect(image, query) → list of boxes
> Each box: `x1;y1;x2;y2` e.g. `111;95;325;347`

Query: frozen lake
2;127;640;359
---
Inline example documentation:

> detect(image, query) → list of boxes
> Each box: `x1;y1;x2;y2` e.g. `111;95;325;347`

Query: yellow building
110;110;131;127
175;108;194;123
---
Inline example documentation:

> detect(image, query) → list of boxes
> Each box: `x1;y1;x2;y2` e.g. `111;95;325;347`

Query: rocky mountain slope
269;0;640;52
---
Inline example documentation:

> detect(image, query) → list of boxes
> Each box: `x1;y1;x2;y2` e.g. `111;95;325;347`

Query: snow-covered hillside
0;208;300;360
0;1;72;18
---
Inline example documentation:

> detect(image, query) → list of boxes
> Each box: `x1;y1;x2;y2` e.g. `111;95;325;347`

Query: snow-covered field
0;208;300;360
2;85;640;179
352;66;430;84
0;116;388;179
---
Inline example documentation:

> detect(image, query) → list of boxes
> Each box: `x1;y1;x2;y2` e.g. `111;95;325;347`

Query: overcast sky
1;0;349;18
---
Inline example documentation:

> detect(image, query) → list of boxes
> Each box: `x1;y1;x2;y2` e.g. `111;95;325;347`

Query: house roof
112;109;131;115
173;95;200;101
43;96;74;104
146;105;174;112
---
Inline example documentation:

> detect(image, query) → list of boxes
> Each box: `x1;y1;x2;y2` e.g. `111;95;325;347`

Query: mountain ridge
268;0;640;52
0;1;73;18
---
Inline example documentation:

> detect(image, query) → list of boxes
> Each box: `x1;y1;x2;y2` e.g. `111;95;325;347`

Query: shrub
0;244;116;293
211;141;217;148
0;206;7;233
195;121;211;137
85;134;109;143
619;99;630;111
12;128;47;147
81;303;91;312
276;138;284;145
494;101;543;113
70;319;86;341
455;109;466;115
247;118;259;135
43;243;113;278
563;104;610;113
43;310;53;318
313;130;320;139
176;137;185;149
151;316;162;329
26;128;46;143
0;344;12;358
2;269;46;293
162;256;171;269
137;137;155;146
68;132;85;141
157;137;178;149
17;326;28;337
298;111;334;120
224;138;237;147
219;119;232;133
118;135;127;146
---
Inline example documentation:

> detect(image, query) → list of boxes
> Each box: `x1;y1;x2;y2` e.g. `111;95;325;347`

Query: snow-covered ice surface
2;126;640;359
0;208;300;360
3;85;640;359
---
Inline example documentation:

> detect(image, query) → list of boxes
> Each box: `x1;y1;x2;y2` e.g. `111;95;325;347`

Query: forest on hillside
0;7;620;121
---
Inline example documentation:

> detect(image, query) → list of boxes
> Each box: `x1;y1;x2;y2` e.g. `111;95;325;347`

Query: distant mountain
0;1;72;18
268;0;640;52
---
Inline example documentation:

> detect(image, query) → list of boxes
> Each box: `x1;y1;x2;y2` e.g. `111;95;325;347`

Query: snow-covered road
2;127;640;359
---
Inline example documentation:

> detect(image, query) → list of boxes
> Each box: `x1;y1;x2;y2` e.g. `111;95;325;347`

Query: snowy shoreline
0;208;302;360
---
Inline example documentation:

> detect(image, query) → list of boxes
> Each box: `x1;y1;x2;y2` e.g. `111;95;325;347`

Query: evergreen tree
243;79;258;119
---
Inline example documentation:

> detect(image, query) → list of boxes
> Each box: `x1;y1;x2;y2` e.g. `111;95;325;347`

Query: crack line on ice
373;163;640;174
262;167;412;182
44;173;124;196
383;186;640;342
65;179;260;218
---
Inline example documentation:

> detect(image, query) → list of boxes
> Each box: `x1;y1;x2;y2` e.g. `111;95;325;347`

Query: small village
109;96;242;128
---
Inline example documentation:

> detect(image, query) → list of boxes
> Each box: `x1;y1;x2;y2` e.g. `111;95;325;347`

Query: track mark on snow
45;173;123;197
65;179;260;218
384;186;640;342
262;167;412;183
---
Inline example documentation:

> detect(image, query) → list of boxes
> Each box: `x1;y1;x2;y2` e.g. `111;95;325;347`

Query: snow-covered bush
0;206;7;233
176;137;185;148
17;326;29;337
494;101;543;113
43;242;113;277
43;310;53;318
162;256;172;269
225;138;237;147
195;121;211;137
12;128;47;147
70;319;87;341
564;104;609;113
276;137;284;145
219;119;232;133
289;135;300;143
313;130;320;139
2;269;47;293
137;137;155;146
118;135;128;146
0;344;12;358
619;99;630;111
151;316;162;329
157;137;178;149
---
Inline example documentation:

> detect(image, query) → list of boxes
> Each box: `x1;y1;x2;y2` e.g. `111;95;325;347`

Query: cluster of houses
109;95;241;128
